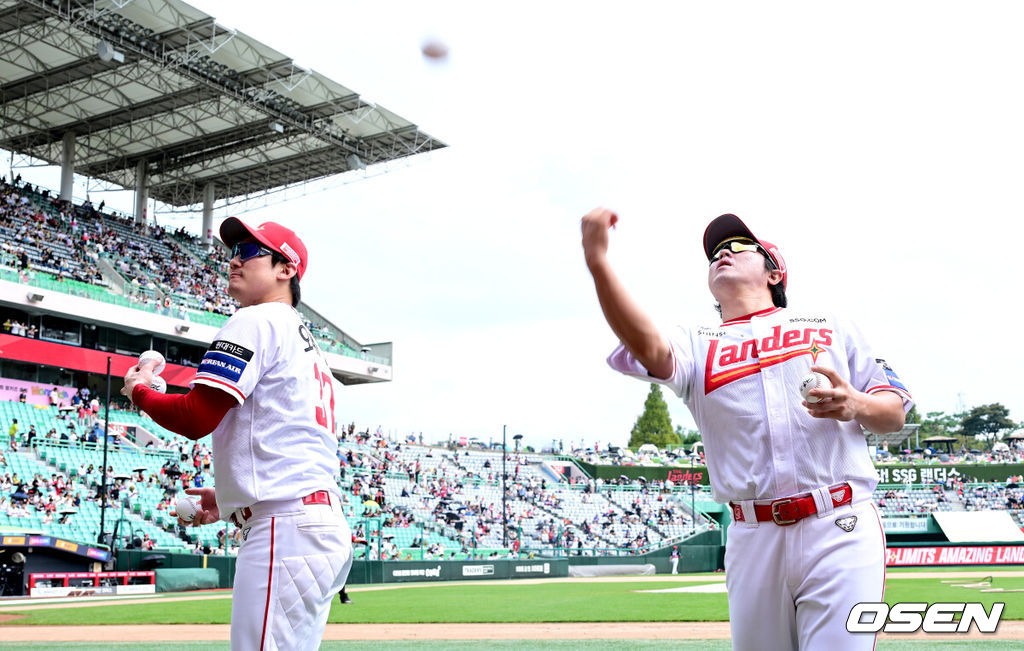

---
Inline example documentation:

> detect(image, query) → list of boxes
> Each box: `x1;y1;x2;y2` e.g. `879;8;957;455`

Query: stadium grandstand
2;0;1024;602
0;0;443;573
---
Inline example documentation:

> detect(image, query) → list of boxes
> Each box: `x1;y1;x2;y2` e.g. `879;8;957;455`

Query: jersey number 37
312;363;336;433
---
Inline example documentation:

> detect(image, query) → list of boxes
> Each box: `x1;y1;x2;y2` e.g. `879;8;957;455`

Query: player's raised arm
581;207;672;380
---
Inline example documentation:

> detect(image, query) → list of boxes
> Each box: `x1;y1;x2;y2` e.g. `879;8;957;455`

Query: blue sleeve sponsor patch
198;351;247;383
876;358;908;392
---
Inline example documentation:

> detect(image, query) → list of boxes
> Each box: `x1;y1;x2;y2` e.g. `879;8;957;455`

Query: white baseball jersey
191;301;340;509
608;305;911;650
193;301;352;651
608;306;912;504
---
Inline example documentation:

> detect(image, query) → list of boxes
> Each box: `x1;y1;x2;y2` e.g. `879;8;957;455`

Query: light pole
502;425;507;547
98;357;111;546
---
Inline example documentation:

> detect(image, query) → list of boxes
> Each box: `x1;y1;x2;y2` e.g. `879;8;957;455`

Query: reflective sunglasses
710;239;776;269
231;242;274;262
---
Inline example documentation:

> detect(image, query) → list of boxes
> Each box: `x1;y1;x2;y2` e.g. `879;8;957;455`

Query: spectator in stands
26;425;35;448
8;419;17;450
17;390;25;403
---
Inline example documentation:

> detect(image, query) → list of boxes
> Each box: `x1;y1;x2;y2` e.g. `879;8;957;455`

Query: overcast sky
11;2;1024;450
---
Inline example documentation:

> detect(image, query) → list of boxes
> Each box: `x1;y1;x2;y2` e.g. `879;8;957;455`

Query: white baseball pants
724;500;885;651
230;493;353;651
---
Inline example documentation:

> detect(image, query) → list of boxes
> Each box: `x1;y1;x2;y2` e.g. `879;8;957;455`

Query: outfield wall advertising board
582;462;1024;485
30;584;155;597
383;559;568;583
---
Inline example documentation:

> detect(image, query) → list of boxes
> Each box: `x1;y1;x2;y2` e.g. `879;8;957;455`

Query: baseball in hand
149;376;167;394
175;497;199;523
138;350;166;376
799;371;832;403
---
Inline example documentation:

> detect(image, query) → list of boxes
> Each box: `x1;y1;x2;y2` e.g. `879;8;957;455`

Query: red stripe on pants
259;517;276;651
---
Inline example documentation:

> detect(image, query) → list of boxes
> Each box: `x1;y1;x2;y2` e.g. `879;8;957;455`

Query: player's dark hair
270;251;301;307
713;256;787;317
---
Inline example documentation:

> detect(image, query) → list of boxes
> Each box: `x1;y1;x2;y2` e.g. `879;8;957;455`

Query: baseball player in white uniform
123;218;352;651
581;208;912;650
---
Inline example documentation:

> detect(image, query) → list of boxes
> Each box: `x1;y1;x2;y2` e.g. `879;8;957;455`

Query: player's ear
767;270;783;287
276;261;297;281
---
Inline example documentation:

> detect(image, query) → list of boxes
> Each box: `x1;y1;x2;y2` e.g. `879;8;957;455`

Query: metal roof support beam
202;182;214;249
135;158;147;224
1;84;219;150
60;130;74;201
3;0;446;208
0;3;49;37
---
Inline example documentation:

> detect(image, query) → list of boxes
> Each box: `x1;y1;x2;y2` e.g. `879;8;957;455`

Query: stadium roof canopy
0;0;445;206
866;423;921;449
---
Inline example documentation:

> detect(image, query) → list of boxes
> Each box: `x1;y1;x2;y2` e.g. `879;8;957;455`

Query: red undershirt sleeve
131;384;237;440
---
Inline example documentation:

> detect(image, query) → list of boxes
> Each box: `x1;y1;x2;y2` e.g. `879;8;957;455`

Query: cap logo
279;242;300;265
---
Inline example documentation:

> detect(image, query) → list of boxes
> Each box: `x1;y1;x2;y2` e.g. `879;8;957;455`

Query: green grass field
2;575;1022;626
1;569;1021;649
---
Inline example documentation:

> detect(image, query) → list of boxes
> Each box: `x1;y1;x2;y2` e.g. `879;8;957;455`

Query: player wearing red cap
123;218;351;651
581;208;912;650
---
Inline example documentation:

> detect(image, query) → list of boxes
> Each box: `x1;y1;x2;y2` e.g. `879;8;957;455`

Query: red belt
729;482;852;526
302;490;331;506
229;491;332;526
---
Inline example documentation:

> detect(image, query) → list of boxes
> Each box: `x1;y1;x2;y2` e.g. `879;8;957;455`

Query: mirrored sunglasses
231;242;274;262
710;239;777;269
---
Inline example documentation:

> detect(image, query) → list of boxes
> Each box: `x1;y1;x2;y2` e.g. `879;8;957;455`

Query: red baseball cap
220;217;308;280
702;213;787;291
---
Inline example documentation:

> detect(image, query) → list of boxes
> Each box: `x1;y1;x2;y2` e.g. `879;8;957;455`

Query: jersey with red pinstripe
607;306;913;504
607;305;911;650
192;301;338;511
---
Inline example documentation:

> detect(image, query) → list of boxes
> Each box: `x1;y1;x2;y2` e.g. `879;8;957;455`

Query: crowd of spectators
0;177;106;286
0;176;237;317
0;177;360;361
1;466;83;523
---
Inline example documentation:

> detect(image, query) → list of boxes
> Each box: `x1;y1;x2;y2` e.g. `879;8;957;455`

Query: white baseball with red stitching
174;497;198;523
138;350;166;376
799;371;832;403
149;376;167;394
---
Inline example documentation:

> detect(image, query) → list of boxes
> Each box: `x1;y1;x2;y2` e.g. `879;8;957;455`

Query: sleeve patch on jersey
208;340;254;362
875;358;909;392
198;351;247;383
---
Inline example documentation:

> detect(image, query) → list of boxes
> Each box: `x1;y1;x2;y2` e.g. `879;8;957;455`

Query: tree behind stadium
629;384;680;449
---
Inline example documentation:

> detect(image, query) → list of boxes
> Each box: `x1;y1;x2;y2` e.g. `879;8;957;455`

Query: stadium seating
5;392;1024;560
0;179;358;357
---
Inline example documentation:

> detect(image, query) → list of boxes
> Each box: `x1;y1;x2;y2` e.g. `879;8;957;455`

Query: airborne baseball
799;371;832;403
174;497;199;523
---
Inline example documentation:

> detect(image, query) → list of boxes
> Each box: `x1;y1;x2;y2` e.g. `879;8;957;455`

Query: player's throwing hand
581;207;619;268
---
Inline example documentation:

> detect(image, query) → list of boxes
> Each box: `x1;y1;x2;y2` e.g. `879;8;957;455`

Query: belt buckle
771;498;797;526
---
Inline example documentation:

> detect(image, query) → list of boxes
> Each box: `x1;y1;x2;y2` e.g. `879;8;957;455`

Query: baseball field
1;567;1023;649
